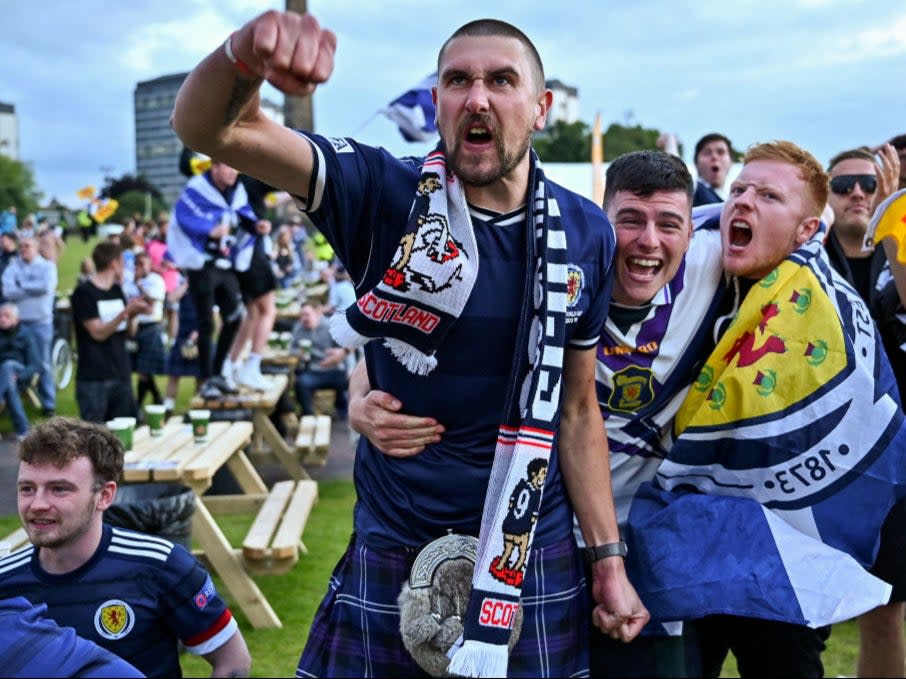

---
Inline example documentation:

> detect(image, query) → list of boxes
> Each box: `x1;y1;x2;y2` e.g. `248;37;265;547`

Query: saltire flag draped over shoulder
381;73;438;142
625;225;906;629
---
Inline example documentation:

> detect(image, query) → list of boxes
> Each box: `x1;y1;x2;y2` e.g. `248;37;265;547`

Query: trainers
235;361;270;391
219;362;240;393
206;375;238;395
199;381;224;401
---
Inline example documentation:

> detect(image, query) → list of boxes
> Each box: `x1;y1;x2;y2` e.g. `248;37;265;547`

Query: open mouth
626;256;662;278
465;125;492;144
729;221;752;247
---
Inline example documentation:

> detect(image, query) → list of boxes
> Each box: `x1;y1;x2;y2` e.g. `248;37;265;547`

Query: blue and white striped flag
625;226;906;630
381;73;438;143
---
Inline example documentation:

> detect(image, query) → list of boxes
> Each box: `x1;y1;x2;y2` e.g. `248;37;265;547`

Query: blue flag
381;73;438;143
626;225;906;629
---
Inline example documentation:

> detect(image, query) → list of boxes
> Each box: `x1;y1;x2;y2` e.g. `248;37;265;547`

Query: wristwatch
584;540;628;564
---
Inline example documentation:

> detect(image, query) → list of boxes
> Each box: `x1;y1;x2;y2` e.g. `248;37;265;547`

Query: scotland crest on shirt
566;264;584;308
94;598;135;639
608;365;655;412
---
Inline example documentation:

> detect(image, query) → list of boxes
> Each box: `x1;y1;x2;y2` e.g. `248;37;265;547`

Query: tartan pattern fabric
295;535;590;678
132;322;166;375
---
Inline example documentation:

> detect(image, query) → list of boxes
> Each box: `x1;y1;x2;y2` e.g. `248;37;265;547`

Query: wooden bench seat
241;480;318;575
1;527;29;554
294;415;332;466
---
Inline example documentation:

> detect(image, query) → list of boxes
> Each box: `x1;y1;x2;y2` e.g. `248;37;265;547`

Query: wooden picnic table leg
225;450;269;495
191;499;282;629
252;409;311;481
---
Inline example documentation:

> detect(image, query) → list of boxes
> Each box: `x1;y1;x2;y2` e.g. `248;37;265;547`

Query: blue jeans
0;360;30;435
20;320;55;411
294;368;348;417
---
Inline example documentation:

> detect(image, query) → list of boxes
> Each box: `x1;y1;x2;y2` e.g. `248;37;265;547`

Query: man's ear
796;216;821;245
97;481;117;511
533;89;553;132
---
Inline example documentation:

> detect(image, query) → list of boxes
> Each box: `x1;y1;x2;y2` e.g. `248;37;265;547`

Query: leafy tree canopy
110;189;169;224
100;173;163;201
0;153;43;216
533;120;686;163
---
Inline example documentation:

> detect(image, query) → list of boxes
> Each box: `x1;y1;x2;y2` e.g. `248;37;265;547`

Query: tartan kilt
295;533;590;678
132;322;167;376
166;340;201;378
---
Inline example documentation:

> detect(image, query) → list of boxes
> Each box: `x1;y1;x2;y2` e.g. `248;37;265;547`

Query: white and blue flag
625;226;906;629
381;73;438;143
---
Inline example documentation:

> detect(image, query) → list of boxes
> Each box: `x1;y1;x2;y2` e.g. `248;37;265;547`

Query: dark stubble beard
444;121;533;187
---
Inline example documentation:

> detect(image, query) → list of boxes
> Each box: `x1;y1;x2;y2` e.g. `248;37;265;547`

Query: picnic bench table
124;418;317;628
189;373;332;476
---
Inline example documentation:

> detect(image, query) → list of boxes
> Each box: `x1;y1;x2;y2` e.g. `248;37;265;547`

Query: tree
534;120;593;162
533;119;681;163
109;190;169;224
603;122;672;161
0;154;43;216
100;173;162;202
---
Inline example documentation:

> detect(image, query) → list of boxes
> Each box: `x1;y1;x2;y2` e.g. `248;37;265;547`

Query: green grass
0;236;870;677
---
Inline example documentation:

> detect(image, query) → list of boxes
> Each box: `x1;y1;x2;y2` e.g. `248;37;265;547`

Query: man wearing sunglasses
824;143;906;678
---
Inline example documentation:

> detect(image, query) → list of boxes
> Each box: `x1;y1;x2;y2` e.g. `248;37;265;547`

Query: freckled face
720;160;818;279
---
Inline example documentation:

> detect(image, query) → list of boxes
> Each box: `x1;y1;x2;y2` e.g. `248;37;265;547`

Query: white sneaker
220;361;239;393
235;361;270;391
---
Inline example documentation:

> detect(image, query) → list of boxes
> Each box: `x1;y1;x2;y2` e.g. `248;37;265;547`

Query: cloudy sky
5;0;906;207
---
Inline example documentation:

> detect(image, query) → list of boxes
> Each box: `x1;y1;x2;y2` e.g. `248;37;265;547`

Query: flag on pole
864;188;906;262
381;73;438;142
591;112;604;207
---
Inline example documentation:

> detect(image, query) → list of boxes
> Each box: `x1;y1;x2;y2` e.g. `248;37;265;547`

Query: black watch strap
584;539;628;564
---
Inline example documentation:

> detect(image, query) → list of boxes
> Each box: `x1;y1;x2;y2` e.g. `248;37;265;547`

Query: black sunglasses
830;174;877;195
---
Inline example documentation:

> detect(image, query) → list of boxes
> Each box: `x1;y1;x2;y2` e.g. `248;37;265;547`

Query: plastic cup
298;338;312;362
144;404;166;436
107;418;135;452
268;331;281;349
279;332;292;351
189;409;211;443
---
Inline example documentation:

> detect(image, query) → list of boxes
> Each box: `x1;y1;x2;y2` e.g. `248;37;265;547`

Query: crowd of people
1;7;906;678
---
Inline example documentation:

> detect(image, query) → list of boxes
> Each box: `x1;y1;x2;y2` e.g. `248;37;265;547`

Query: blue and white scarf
332;147;569;677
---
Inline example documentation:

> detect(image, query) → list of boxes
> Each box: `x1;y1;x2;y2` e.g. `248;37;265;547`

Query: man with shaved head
170;8;647;678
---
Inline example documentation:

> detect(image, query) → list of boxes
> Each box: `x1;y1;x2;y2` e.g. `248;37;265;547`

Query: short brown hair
827;146;875;172
91;241;123;272
694;133;733;161
438;19;545;91
743;141;828;218
19;416;124;484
